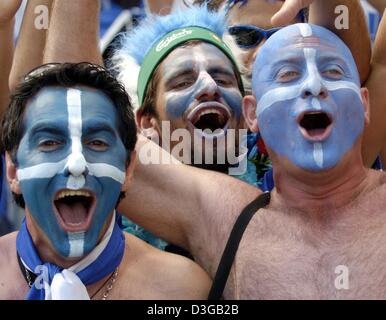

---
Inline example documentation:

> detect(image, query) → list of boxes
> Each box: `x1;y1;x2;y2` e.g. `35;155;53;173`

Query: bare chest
224;203;386;299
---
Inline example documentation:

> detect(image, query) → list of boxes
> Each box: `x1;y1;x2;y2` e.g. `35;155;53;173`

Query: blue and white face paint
157;42;243;138
252;23;365;171
16;87;127;258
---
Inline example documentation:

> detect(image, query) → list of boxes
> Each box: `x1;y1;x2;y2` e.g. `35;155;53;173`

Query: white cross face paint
66;89;86;190
16;86;128;258
252;23;365;171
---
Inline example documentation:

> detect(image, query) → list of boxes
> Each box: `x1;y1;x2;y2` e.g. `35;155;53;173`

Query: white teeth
199;109;222;117
306;111;323;115
57;190;92;200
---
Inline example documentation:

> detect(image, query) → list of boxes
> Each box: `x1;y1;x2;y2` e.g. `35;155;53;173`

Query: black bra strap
207;192;271;300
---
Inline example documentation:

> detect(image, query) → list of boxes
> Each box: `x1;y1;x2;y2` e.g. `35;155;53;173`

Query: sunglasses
228;25;281;48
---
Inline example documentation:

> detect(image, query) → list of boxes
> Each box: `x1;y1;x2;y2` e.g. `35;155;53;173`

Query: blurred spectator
361;0;382;42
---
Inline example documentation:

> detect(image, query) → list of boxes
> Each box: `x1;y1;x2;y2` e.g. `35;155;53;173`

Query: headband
137;26;239;105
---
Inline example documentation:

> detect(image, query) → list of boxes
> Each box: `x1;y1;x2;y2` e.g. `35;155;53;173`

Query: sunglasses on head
228;25;281;48
227;6;307;48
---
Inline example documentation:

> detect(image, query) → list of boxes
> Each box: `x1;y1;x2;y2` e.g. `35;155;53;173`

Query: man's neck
271;152;370;215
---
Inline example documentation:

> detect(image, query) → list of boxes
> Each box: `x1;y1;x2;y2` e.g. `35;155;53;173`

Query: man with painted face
113;6;252;251
117;23;386;299
113;6;246;173
0;63;211;300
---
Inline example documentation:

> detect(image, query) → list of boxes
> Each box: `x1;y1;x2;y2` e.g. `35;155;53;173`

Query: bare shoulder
119;234;211;300
0;232;17;268
0;232;28;299
151;247;212;299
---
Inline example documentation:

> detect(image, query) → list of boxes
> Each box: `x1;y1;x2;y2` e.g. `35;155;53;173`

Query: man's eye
86;140;109;151
277;69;300;82
38;140;63;151
214;77;233;86
173;80;194;90
322;68;343;79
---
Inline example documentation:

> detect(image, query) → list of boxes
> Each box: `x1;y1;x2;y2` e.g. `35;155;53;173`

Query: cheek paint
221;88;243;119
165;86;196;119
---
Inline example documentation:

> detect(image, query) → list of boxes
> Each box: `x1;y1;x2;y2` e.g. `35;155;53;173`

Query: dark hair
0;62;137;207
139;40;245;118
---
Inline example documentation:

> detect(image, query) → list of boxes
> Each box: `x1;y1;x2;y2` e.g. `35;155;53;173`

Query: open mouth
53;189;96;232
298;111;333;141
186;102;231;135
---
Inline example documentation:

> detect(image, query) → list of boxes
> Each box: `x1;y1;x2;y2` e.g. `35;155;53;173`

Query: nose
64;151;88;177
194;72;221;101
301;74;328;99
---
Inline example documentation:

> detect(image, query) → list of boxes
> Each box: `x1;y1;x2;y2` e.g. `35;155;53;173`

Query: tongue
56;201;88;225
307;128;326;137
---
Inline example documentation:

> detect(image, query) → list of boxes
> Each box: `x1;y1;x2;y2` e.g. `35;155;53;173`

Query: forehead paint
253;24;365;171
161;43;242;120
16;87;127;258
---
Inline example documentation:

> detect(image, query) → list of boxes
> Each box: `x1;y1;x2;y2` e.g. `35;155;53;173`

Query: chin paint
16;87;127;258
252;23;364;171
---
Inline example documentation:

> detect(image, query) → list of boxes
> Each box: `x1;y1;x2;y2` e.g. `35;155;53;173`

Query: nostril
319;90;328;99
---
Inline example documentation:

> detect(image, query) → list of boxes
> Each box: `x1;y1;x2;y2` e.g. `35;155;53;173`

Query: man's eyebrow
30;122;67;136
82;122;116;136
269;56;304;70
164;66;195;81
207;66;236;77
317;53;349;67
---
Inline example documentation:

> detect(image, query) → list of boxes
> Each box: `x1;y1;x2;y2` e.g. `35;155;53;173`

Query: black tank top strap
207;192;271;300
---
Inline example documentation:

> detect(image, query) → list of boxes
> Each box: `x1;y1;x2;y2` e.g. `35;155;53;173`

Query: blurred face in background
225;0;304;93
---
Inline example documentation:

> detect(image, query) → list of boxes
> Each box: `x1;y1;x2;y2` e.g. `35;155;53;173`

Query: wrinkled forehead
162;42;234;73
253;23;358;79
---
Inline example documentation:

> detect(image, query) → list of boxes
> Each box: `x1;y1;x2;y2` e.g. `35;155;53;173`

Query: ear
242;95;259;133
360;87;370;126
121;150;137;192
136;111;161;140
5;152;21;194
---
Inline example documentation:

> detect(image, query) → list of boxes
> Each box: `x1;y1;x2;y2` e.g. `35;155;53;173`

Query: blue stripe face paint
157;43;243;135
16;86;128;258
252;24;364;171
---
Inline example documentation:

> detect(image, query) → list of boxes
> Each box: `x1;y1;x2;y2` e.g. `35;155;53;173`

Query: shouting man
118;23;386;299
0;63;210;300
113;6;246;173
